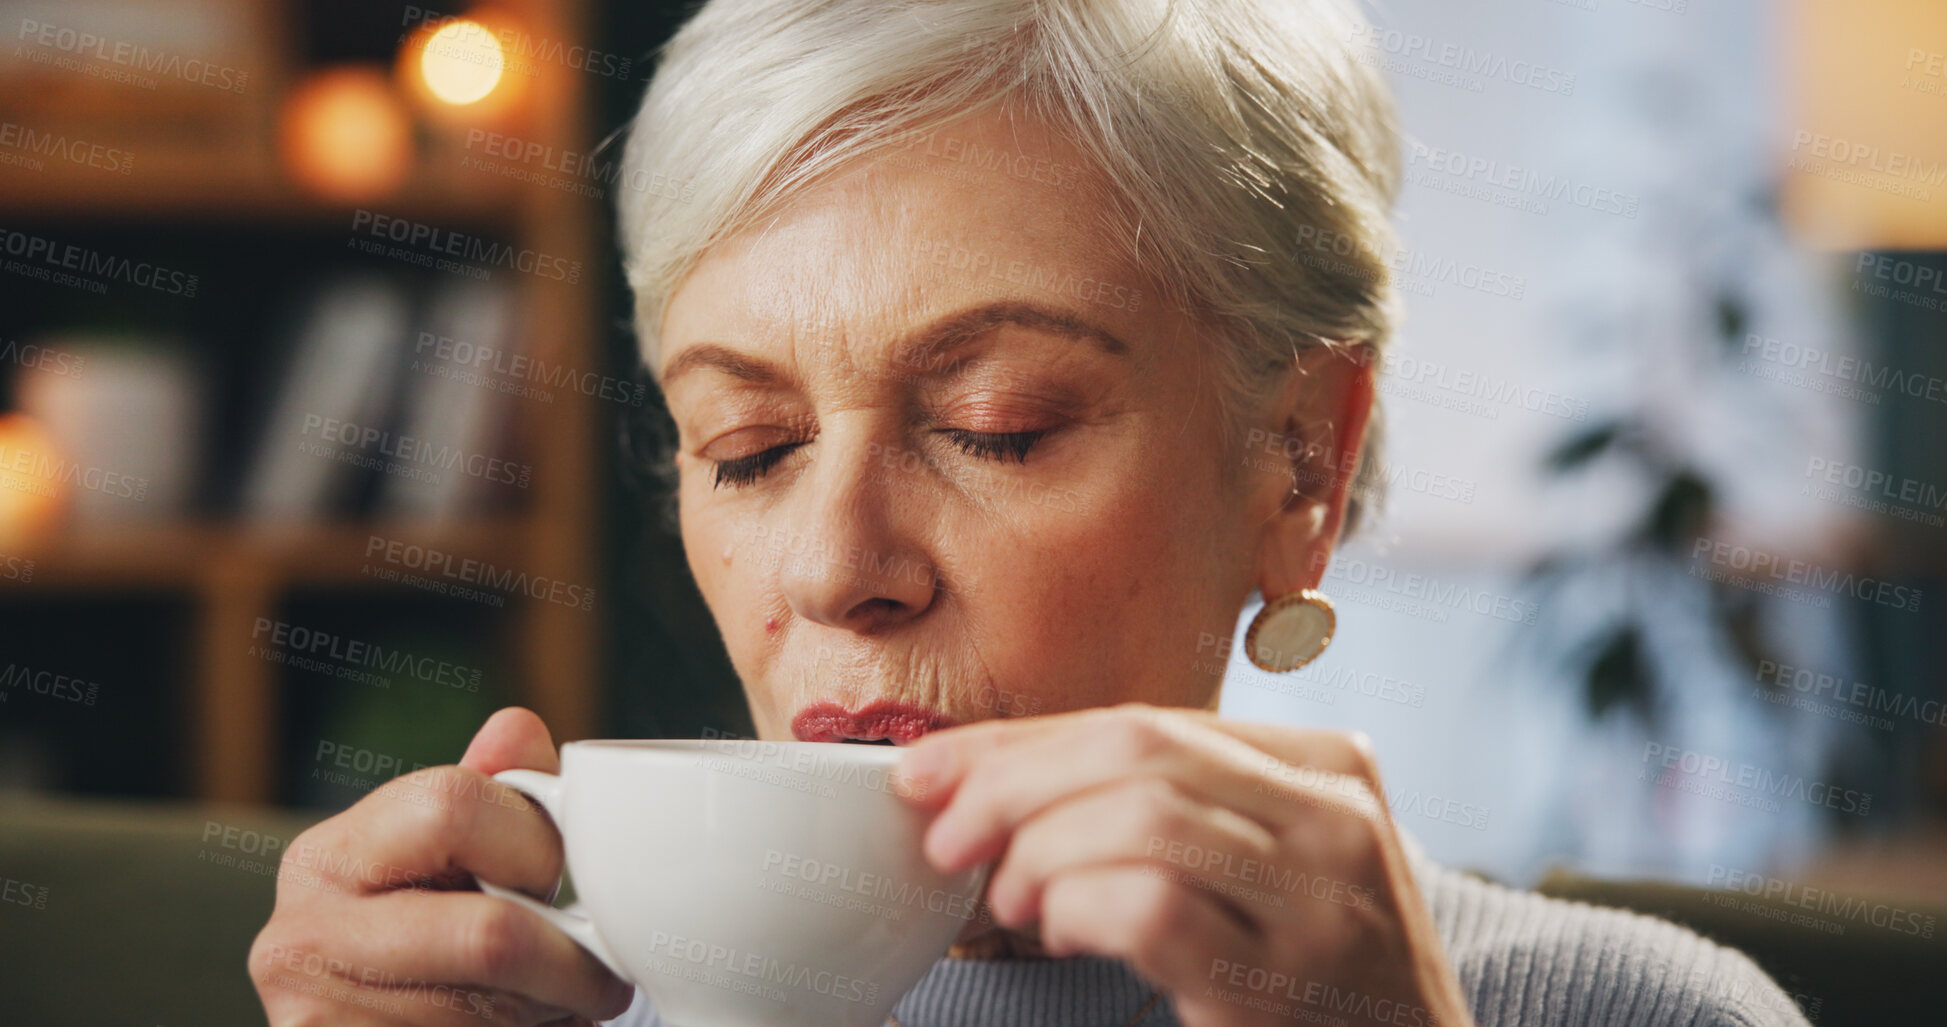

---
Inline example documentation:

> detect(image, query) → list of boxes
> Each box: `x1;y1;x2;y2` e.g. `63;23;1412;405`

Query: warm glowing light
396;9;526;123
1784;0;1947;247
279;66;414;202
419;20;505;105
0;413;68;545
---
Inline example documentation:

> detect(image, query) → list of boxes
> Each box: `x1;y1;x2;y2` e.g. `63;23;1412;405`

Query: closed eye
712;443;802;488
709;429;1047;489
939;429;1045;463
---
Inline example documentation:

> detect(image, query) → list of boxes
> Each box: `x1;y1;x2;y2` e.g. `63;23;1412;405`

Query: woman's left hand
892;702;1477;1027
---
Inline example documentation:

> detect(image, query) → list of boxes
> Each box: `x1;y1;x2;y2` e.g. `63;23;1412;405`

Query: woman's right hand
249;707;639;1026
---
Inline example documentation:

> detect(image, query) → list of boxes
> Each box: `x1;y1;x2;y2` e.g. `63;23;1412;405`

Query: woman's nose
773;437;940;633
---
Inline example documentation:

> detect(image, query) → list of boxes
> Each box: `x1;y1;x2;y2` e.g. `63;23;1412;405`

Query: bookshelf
0;0;606;804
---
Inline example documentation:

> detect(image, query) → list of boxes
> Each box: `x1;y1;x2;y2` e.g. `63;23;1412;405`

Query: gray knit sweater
606;834;1812;1027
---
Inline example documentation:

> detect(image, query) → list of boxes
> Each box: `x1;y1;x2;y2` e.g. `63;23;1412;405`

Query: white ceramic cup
478;739;990;1027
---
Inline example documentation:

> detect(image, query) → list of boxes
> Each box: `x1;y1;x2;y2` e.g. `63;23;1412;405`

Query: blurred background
0;0;1940;1023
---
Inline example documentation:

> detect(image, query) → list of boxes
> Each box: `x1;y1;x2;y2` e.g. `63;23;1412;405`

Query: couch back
0;798;321;1026
1539;869;1946;1025
4;797;1939;1026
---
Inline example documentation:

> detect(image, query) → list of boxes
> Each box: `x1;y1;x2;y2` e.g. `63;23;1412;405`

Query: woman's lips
792;701;958;745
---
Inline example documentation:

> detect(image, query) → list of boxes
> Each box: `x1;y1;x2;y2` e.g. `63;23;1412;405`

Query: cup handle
476;768;632;982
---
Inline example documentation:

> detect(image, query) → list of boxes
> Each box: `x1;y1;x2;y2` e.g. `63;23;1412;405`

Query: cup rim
564;738;906;764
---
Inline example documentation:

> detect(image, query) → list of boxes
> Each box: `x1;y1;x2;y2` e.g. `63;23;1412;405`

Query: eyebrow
659;299;1132;388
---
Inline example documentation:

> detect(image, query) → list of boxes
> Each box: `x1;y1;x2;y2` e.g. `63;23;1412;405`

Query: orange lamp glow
397;8;528;122
0;413;69;546
278;66;415;203
420;20;505;104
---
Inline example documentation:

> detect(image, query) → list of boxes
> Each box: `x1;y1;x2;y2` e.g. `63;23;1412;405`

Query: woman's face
657;106;1362;743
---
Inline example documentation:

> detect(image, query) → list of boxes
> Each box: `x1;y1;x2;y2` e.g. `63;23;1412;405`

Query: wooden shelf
0;519;530;593
0;141;522;228
0;0;607;805
1797;826;1947;909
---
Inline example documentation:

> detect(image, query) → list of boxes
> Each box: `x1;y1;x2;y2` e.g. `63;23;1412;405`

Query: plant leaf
1715;293;1748;347
1584;622;1651;721
1546;422;1624;474
1637;470;1714;554
1713;583;1771;677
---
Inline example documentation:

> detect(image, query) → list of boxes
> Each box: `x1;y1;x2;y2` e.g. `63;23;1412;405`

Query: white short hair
616;0;1402;537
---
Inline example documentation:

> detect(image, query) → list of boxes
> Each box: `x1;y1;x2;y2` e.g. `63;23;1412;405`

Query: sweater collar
889;953;1179;1027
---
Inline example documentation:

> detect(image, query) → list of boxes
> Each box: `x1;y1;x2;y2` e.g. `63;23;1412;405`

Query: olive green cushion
0;798;322;1026
4;798;1940;1026
1538;868;1947;1025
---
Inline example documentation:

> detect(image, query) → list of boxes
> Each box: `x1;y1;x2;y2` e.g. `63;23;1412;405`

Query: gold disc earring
1243;589;1336;673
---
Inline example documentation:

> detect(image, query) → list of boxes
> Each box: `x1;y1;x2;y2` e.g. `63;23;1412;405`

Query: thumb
459;706;560;776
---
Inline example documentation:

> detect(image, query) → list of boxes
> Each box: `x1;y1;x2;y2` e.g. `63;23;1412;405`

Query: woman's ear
1251;343;1376;599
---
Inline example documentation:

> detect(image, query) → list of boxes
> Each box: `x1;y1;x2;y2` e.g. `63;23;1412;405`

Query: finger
257;981;405;1027
255;940;538;1026
984;775;1279;931
278;983;553;1027
1037;863;1259;1003
298;765;564;898
892;709;1070;808
309;889;638;1021
1176;710;1379;784
917;708;1377;872
462;707;561;776
262;952;577;1027
896;703;1372;811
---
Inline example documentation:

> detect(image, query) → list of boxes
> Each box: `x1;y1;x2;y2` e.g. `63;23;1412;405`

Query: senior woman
251;1;1811;1025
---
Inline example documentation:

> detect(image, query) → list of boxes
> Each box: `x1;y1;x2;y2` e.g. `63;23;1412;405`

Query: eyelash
709;429;1048;489
938;428;1043;464
712;443;802;489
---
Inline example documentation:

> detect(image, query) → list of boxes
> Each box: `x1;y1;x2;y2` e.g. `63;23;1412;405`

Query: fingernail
924;812;972;871
605;977;639;1016
895;740;951;799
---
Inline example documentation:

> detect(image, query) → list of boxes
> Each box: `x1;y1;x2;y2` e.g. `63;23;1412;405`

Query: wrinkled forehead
657;108;1155;383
